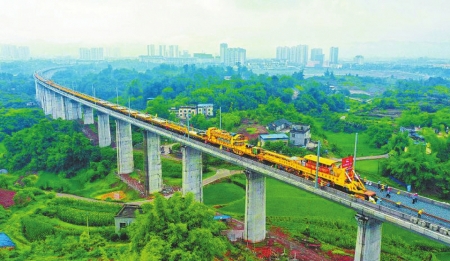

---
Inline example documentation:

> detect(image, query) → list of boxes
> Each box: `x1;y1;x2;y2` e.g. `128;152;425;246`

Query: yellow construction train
35;72;376;201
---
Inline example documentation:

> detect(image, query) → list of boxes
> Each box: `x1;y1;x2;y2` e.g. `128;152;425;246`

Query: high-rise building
276;45;308;65
310;48;324;66
79;48;91;60
276;46;290;61
159;45;166;56
90;48;104;60
224;47;246;67
220;43;228;64
298;45;309;64
220;43;246;67
105;47;121;58
1;45;30;60
79;47;104;60
329;47;339;64
354;55;364;65
168;45;179;57
147;44;156;56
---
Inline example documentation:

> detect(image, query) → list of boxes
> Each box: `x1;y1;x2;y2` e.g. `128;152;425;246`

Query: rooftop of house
291;124;310;132
115;204;143;219
268;119;291;128
260;133;289;140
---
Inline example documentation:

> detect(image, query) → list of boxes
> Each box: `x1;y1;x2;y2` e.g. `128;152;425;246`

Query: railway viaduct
34;71;450;261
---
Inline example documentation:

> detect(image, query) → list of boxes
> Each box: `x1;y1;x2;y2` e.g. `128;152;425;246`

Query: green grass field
324;131;385;157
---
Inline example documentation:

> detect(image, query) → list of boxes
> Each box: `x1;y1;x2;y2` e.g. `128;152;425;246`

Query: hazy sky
1;0;450;59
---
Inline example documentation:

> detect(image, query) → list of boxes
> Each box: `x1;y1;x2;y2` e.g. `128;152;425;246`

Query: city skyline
1;0;450;59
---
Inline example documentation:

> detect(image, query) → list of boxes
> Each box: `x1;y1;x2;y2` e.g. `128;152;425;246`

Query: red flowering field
0;189;16;208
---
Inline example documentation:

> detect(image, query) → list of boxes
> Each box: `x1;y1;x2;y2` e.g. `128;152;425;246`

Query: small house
267;119;291;132
114;204;143;233
290;124;311;146
259;133;289;146
197;104;214;117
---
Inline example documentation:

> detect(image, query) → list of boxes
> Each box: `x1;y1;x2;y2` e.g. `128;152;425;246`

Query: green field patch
52;197;121;213
354;159;396;188
36;197;121;227
246;127;257;134
434;252;450;261
324;131;384;157
35;172;83;192
202;170;216;179
203;182;245;206
162;157;182;178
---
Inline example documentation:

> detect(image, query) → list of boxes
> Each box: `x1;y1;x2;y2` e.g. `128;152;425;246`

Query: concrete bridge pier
83;106;94;124
116;119;134;174
143;131;162;195
97;112;111;147
35;82;44;108
64;97;76;120
244;169;266;243
354;214;382;261
73;102;82;119
51;92;59;119
181;146;202;202
52;93;65;119
45;89;54;115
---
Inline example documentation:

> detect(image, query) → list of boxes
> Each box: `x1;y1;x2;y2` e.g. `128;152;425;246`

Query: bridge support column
64;97;76;120
73;102;82;119
83;106;94;124
244;169;266;243
181;146;202;202
354;214;382;261
116;119;134;174
50;92;58;119
41;88;53;115
97;112;111;147
35;82;44;108
52;93;65;119
143;131;162;195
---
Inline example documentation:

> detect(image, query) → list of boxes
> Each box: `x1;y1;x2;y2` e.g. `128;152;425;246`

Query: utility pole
116;86;119;105
219;107;222;129
315;141;321;189
354;133;358;171
187;113;190;139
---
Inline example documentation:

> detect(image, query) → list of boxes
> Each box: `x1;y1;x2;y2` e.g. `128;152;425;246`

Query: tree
127;193;228;260
365;121;395;149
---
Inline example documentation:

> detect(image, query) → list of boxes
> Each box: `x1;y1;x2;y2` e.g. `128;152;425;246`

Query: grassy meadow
323;131;385;157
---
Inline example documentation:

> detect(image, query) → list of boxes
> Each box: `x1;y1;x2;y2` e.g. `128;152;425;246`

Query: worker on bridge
418;209;424;218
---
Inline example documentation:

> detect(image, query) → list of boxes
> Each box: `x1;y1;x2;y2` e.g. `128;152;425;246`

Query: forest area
0;60;450;260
